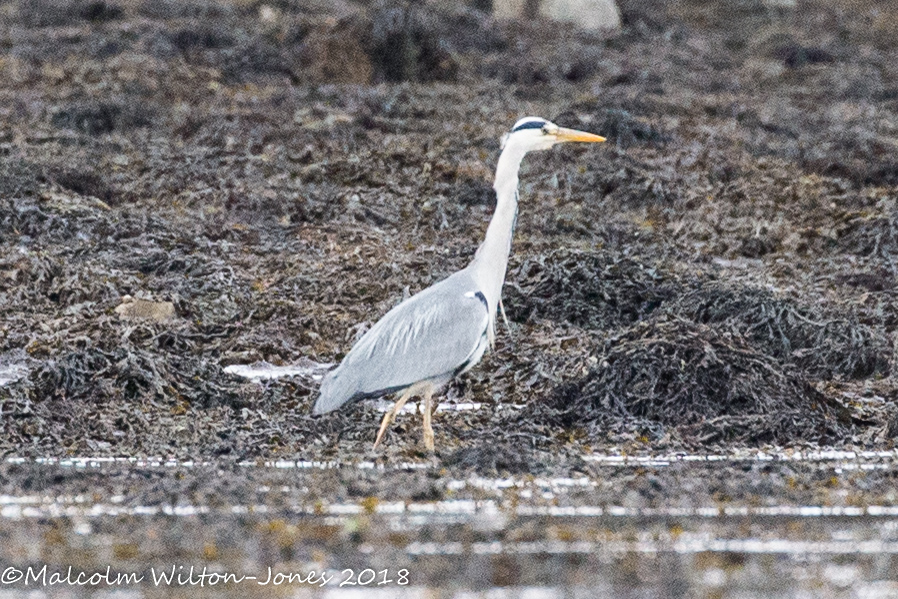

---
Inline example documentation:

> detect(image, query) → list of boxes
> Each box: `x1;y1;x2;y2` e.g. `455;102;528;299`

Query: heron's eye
541;126;549;135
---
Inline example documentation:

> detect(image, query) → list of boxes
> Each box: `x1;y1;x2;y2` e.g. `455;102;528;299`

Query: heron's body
313;117;605;450
313;268;490;415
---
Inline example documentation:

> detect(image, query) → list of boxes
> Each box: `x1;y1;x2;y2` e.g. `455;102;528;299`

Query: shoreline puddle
224;359;332;381
584;449;898;470
406;538;898;556
371;399;486;414
3;493;898;521
7;448;898;472
223;363;514;415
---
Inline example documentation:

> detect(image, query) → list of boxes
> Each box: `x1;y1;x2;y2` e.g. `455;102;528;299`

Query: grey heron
313;116;606;451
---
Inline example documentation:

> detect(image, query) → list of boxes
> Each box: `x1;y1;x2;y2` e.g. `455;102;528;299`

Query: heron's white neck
468;141;530;333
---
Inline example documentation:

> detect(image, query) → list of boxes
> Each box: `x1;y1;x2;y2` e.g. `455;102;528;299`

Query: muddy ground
0;0;897;593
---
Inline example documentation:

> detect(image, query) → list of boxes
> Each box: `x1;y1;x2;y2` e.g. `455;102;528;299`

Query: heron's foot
423;427;434;452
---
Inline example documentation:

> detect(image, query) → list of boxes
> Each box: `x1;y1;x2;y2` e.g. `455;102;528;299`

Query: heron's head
501;117;606;153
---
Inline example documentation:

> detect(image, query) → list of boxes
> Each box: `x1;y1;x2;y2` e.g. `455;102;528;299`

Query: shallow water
1;450;897;597
223;359;332;381
223;361;504;415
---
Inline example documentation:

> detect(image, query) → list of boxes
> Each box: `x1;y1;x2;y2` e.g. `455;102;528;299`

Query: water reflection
2;452;898;597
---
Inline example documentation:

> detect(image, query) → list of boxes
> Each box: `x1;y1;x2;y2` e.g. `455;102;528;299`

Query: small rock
762;0;796;8
258;4;279;23
494;0;621;31
114;296;176;322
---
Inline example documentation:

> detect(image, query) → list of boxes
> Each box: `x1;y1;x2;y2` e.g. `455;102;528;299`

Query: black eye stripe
511;120;547;132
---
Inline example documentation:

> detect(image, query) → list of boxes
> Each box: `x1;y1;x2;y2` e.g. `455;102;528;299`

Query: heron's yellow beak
555;127;606;143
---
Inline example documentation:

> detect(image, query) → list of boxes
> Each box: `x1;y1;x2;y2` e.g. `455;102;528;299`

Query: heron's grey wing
314;274;489;414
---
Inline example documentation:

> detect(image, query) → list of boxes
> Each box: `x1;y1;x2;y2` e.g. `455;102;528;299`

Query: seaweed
0;0;896;462
666;281;892;379
504;249;676;330
522;319;850;445
839;210;898;270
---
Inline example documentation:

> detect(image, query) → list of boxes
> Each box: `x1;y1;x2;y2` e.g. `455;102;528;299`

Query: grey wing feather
313;271;489;414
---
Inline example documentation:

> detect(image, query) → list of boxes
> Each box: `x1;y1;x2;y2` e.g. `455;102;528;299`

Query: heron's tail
312;368;354;415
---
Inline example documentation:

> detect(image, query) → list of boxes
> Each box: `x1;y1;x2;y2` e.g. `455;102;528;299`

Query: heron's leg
498;297;514;344
373;386;414;450
422;385;435;452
